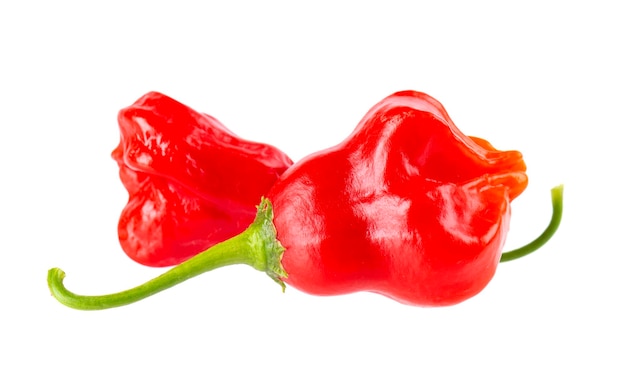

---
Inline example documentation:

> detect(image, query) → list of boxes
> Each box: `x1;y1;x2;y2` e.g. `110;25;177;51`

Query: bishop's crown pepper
112;92;292;267
48;90;563;309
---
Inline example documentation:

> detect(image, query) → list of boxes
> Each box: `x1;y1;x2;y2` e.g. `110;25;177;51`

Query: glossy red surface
113;92;292;266
268;91;528;306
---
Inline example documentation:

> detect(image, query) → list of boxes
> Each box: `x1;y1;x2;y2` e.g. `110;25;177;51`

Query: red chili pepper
48;91;563;310
266;91;528;305
113;92;292;266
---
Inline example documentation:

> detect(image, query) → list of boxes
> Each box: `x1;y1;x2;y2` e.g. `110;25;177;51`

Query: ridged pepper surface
113;92;292;266
267;90;528;305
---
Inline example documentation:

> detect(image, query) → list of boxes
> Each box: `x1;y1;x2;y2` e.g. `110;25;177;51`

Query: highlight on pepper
47;90;564;310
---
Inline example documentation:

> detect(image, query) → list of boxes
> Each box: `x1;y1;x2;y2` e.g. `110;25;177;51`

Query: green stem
47;198;287;311
500;184;564;262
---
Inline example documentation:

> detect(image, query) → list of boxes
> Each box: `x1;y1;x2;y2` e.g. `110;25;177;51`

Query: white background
2;1;625;367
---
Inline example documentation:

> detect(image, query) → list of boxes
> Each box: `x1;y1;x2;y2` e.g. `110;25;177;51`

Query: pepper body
113;92;292;267
268;91;528;306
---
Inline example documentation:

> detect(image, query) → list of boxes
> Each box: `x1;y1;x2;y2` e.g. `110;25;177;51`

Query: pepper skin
267;90;528;306
113;92;292;267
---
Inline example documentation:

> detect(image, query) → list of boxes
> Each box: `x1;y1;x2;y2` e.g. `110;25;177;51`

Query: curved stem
48;198;287;310
500;184;564;262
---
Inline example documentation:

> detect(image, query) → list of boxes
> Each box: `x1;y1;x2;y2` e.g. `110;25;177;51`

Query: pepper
267;91;528;305
48;91;563;309
112;92;293;266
